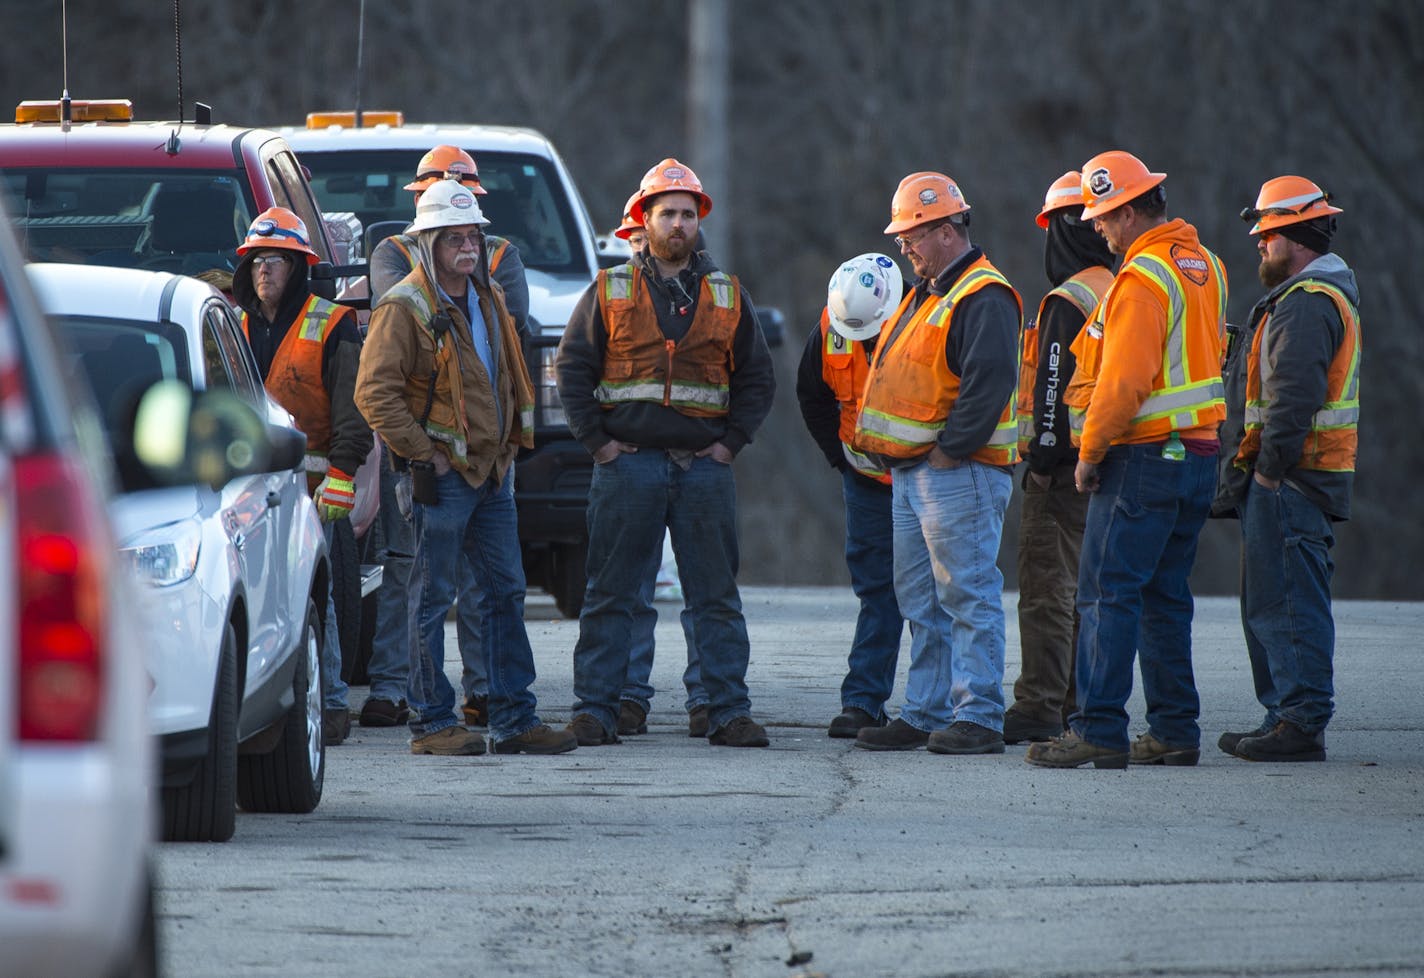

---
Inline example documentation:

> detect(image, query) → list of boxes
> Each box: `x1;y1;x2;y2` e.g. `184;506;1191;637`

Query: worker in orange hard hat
1212;176;1359;763
556;157;776;748
851;171;1022;756
1003;171;1115;747
1027;151;1229;771
232;206;370;747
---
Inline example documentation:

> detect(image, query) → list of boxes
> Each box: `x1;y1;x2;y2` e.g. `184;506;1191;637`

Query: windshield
54;315;190;442
300;149;585;275
1;169;255;277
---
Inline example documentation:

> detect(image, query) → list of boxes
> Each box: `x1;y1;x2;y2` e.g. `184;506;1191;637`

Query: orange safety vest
594;262;740;417
1066;233;1228;446
1016;266;1113;454
1235;279;1360;473
854;256;1022;466
818;308;889;484
243;294;351;483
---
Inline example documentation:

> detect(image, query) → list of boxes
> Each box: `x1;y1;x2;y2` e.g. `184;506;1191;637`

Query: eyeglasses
250;254;291;268
437;231;482;248
1257;230;1280;244
893;224;940;251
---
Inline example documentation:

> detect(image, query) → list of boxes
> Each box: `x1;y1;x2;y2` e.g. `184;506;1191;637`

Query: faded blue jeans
573;451;751;735
1240;478;1337;734
408;467;542;743
840;469;904;719
891;459;1012;733
1071;444;1216;752
619;540;703;714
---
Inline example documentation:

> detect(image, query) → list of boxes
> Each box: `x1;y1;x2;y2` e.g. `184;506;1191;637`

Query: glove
314;467;356;523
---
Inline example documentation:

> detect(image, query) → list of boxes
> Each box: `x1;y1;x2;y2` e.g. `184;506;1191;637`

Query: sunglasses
250;254;291;268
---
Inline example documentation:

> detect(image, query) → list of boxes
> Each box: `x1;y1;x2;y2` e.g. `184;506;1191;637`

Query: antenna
60;0;71;132
167;0;183;154
354;0;367;128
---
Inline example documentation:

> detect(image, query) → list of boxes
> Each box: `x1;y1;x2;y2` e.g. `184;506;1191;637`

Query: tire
549;540;588;619
329;517;363;684
161;625;237;843
237;598;325;814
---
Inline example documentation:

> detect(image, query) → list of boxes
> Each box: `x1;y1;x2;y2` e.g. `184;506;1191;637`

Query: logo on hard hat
874;256;894;270
859;272;875;288
452;194;473;209
1087;168;1113;198
664;166;686;180
918;189;939;206
254;219;278;236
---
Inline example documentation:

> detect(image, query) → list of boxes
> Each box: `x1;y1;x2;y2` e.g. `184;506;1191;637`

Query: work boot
1129;732;1200;766
687;704;710;738
854;717;929;752
493;723;578;755
410;726;485;756
617;701;648;736
1235;721;1326;762
1217;720;1273;757
462;695;489;728
708;715;770;748
358;697;409;728
927;720;1006;755
1024;731;1128;769
828;706;884;739
1002;708;1064;745
322;708;351;746
566;713;619;746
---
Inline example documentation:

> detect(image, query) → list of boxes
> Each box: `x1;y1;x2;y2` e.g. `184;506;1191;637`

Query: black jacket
795;316;888;491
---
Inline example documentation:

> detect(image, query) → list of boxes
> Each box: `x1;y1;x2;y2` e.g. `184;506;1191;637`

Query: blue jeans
620;538;703;713
1240;479;1336;733
408;468;542;742
840;470;903;718
1071;444;1215;752
891;459;1012;733
320;521;351;711
371;462;487;705
573;451;751;734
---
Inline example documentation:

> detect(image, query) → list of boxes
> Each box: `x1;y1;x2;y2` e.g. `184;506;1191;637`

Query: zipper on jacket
663;339;676;407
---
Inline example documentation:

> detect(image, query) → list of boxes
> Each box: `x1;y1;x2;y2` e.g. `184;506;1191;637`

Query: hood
232;251;311;319
1274;252;1360;308
108;486;206;546
1044;212;1116;286
525;267;594;334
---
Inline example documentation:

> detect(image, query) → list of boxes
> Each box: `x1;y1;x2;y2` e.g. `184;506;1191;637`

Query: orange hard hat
1079;151;1166;221
629;158;712;223
403;145;487;194
237;207;319;265
1241;175;1341;235
1036;170;1085;228
883;171;970;235
613;190;643;240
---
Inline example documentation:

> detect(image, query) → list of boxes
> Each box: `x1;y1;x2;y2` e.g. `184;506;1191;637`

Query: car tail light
16;452;108;742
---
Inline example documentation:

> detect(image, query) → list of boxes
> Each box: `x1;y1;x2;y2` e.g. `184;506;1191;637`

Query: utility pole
687;0;730;268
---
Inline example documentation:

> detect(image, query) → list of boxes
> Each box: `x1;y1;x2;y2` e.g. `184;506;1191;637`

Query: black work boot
1235;721;1326;762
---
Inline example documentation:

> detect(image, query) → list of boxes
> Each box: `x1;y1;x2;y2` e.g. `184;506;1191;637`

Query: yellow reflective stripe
1246;279;1360;436
706;272;735;309
1125;254;1223;425
986;417;1018;447
1135;378;1226;425
925;267;1011;328
1050;279;1099;318
841;443;888;479
857;407;941;448
298;295;343;341
596;380;730;411
595;380;666;404
603;265;634;302
1069;405;1086;436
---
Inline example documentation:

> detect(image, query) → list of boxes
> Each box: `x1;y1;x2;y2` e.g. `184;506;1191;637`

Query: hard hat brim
1079;172;1166;221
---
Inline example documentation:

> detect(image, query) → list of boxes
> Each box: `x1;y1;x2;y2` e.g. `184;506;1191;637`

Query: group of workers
233;142;1358;767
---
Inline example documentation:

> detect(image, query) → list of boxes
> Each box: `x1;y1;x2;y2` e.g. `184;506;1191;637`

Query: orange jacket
1071;219;1228;463
818;308;889;484
1017;266;1114;454
854;255;1022;466
594;263;741;418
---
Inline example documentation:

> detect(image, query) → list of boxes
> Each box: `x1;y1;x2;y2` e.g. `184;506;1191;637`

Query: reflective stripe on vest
243;294;347;471
820;309;890;483
1121;252;1226;429
1019;267;1112;451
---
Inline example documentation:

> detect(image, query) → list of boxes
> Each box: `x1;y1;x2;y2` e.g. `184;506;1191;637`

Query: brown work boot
828;706;885;739
687;704;710;738
493;723;578;755
854;717;929;752
927;720;1005;755
708;715;770;748
358;697;409;728
1129;732;1200;766
1024;731;1128;769
410;726;486;756
566;712;619;746
617;701;648;736
322;708;351;746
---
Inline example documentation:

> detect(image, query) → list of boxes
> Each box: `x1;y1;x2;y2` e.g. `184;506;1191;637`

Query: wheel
161;625;237;843
329;517;363;684
237;598;325;814
548;540;588;619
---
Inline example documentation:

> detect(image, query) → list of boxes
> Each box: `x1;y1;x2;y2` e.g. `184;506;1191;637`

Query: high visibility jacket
1017;266;1113;454
243;294;348;477
1236;279;1360;473
854;256;1022;465
818;308;889;484
1066;220;1228;455
594;263;741;418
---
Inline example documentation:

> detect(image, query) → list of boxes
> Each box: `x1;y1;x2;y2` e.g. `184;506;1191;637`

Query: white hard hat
406;177;489;234
827;253;902;341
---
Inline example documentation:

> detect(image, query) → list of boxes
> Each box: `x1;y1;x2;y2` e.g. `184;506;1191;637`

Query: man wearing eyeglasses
233;206;369;748
355;178;577;757
851;172;1022;756
1211;177;1359;763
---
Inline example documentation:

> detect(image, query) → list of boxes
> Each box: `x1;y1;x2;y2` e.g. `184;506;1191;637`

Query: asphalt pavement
155;588;1424;978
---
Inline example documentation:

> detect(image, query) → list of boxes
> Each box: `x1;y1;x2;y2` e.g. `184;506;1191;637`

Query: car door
198;301;291;695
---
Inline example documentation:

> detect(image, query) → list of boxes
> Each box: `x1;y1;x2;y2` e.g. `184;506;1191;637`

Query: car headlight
538;344;567;427
121;519;202;587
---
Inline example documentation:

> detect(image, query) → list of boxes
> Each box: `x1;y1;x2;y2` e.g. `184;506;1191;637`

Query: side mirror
754;305;786;349
126;381;307;491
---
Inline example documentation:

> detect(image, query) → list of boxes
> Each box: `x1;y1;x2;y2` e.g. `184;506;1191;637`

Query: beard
648;229;695;264
1258;253;1291;288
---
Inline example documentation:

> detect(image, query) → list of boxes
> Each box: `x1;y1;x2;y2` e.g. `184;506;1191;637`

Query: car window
202;303;264;408
0;169;255;275
300;149;584;274
264;150;327;260
53;315;188;442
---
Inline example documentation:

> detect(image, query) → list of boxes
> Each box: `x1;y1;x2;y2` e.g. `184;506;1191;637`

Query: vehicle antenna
167;0;183;154
60;0;71;132
354;0;367;128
